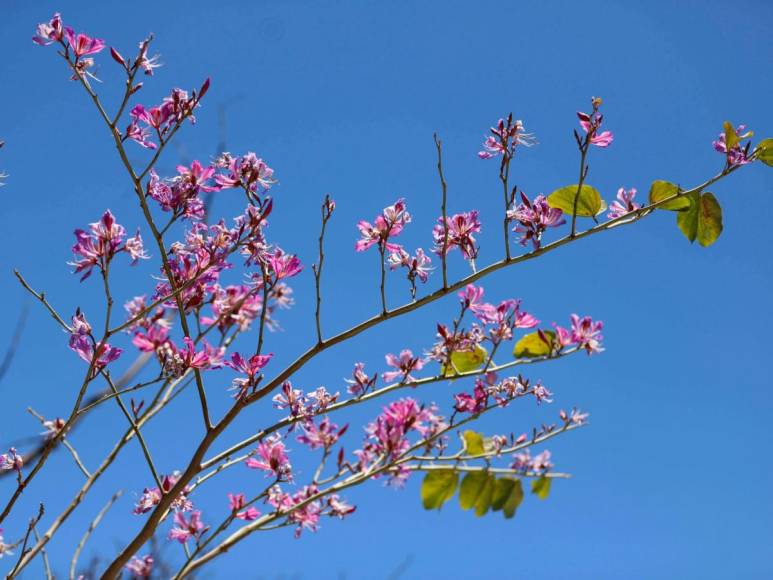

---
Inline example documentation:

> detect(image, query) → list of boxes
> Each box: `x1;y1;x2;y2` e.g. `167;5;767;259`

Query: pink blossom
264;248;303;281
511;449;553;474
215;152;276;193
327;495;356;519
297;418;347;450
168;510;207;544
713;124;753;167
570;314;604;354
246;434;293;481
577;100;614;148
0;448;23;472
226;351;273;397
125;555;154;578
132;325;169;352
134;472;192;515
69;329;123;370
355;199;411;252
382;349;424;383
532;381;553;404
64;28;105;58
272;381;308;417
70;209;132;280
508;193;565;250
387;246;433;284
458;284;497;323
177;160;218;194
454;379;489;414
607;187;640;219
228;493;261;521
478;115;535;159
125;230;149;263
32;13;64;45
433;211;481;260
345;362;377;396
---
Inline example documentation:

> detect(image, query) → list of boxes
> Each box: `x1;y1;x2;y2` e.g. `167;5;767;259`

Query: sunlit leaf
676;191;723;247
531;476;551;500
421;470;458;510
491;477;524;518
547;184;605;217
513;330;555;359
459;471;494;515
443;345;488;376
463;430;485;456
648;180;690;211
757;138;773;167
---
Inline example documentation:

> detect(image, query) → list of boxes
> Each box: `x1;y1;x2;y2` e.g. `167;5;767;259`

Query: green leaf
547;184;606;217
459;471;494;516
531;476;551;500
463;430;485;456
491;477;524;518
676;192;723;247
443;345;488;376
648;180;690;211
421;470;458;510
513;330;555;359
756;138;773;167
723;121;740;150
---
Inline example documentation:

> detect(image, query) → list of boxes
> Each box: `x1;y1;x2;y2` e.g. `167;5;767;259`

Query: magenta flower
32;13;64;45
382;349;424;383
570;314;604;354
215;152;276;193
577;98;614;148
532;381;554;404
713;124;753;167
355;199;411;252
458;284;497;323
345;362;377;396
69;316;123;371
508;193;565;250
228;493;261;521
478;115;535;159
328;495;356;519
246;434;293;481
0;448;23;472
227;351;273;377
70;210;144;280
64;28;105;58
168;510;207;544
387;246;433;284
432;211;482;260
125;555;154;578
132;325;169;352
511;449;553;474
607;187;640;219
264;248;303;281
297;418;347;451
177;160;218;194
133;472;192;515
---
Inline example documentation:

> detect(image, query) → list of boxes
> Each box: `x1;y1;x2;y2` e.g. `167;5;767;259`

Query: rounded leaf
462;430;485;456
443;345;488;376
676;191;723;247
756;138;773;167
513;330;555;359
491;477;524;518
421;470;458;510
531;476;551;500
459;471;491;511
648;180;690;211
547;184;605;217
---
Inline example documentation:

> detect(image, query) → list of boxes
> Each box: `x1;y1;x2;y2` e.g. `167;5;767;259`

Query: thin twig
69;490;123;580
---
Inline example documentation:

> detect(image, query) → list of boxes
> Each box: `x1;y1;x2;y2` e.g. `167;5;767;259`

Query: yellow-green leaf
531;476;551;500
459;471;494;514
513;330;555;359
648;180;690;211
547;184;606;217
443;345;488;377
757;138;773;167
724;121;740;150
421;470;458;510
463;430;485;456
676;192;723;247
491;477;524;518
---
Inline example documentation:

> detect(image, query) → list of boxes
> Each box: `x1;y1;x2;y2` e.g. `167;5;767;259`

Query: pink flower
132;325;169;352
215;152;276;192
345;362;377;396
64;28;105;58
228;493;261;521
32;13;64;45
355;199;411;252
69;210;140;280
297;418;347;450
387;246;433;284
607;187;640;219
382;349;424;383
226;351;273;397
328;495;356;519
713;124;753;167
577;97;613;148
458;284;497;323
168;510;207;544
433;211;481;260
511;449;553;474
134;472;192;515
125;230;149;263
570;314;604;354
69;317;123;370
246;434;293;481
125;555;154;578
0;448;23;472
478;115;536;159
264;248;303;281
508;193;565;250
176;160;218;194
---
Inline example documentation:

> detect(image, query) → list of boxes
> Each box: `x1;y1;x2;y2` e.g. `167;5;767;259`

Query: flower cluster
478;114;535;160
70;210;147;280
266;484;354;538
146;161;217;219
228;493;261;521
126;82;208;149
382;349;425;383
510;449;553;474
297;417;348;451
345;362;377;396
125;555;154;578
225;351;273;398
272;383;340;419
553;314;604;355
168;510;208;544
68;311;123;370
33;13;104;79
356;199;411;252
508;193;565;250
432;211;481;261
133;472;192;515
387;246;433;295
215;152;276;194
713;123;753;167
0;448;23;473
454;373;552;414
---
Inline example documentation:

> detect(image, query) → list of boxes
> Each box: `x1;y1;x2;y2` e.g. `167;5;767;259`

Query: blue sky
1;1;772;578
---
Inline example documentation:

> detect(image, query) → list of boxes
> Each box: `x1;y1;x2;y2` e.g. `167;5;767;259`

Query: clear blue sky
1;1;772;578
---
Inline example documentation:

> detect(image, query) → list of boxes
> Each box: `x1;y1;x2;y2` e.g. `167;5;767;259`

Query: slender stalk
69;491;123;580
434;134;449;288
